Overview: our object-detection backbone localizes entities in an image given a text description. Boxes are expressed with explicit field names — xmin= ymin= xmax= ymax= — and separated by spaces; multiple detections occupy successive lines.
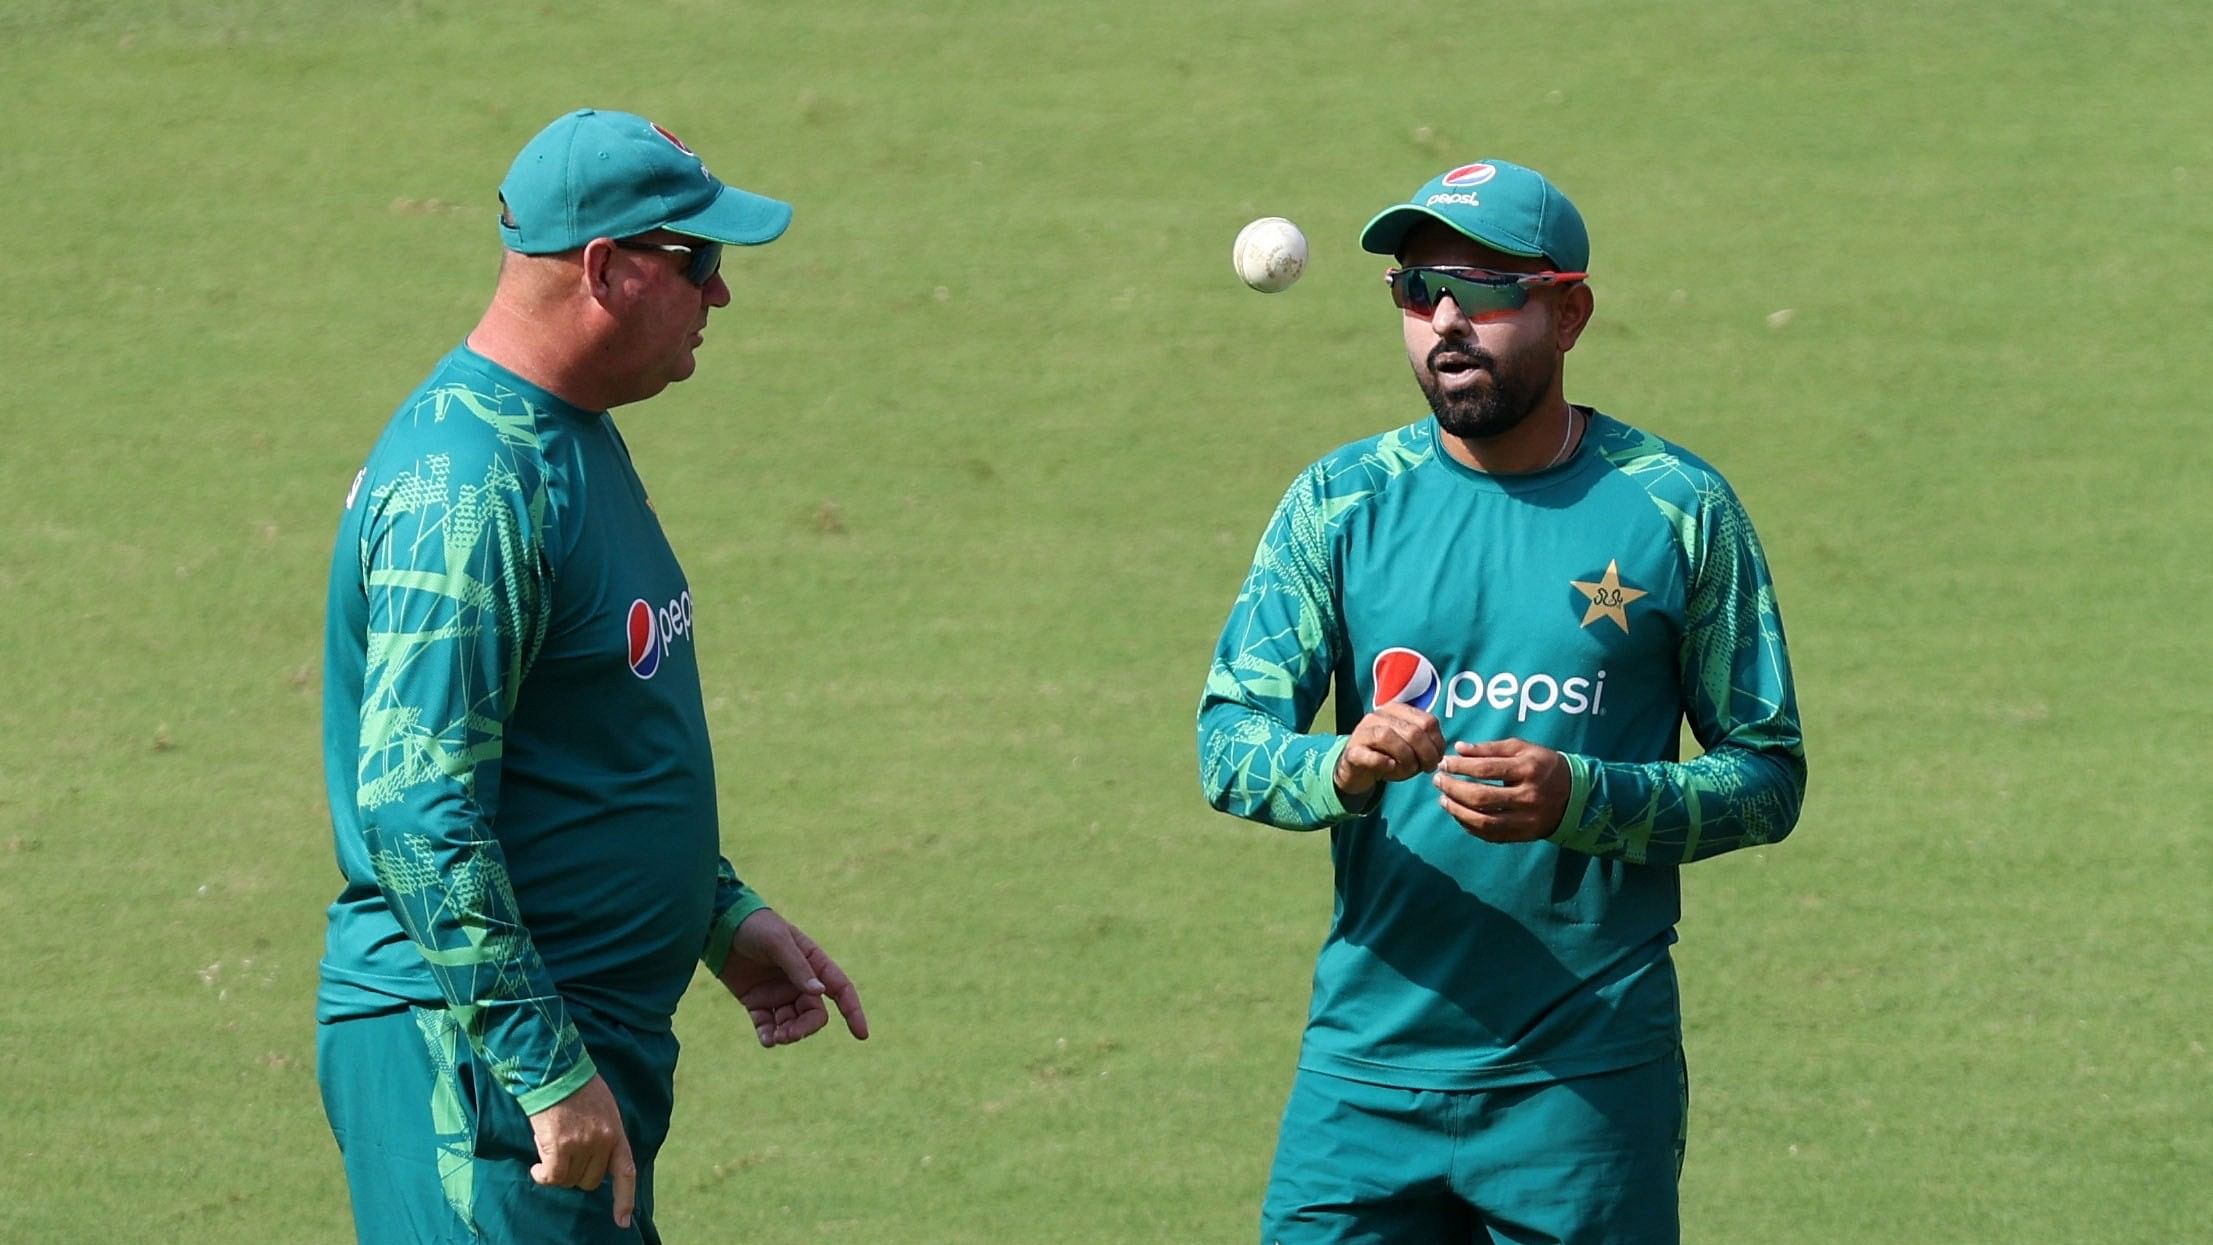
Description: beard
xmin=1416 ymin=339 xmax=1553 ymax=441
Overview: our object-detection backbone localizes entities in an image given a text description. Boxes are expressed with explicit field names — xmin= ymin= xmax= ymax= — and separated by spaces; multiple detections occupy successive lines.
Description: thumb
xmin=765 ymin=926 xmax=825 ymax=995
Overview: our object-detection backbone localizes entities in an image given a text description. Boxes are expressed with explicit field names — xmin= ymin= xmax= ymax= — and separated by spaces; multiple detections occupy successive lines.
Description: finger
xmin=1436 ymin=754 xmax=1521 ymax=782
xmin=1345 ymin=740 xmax=1400 ymax=772
xmin=1381 ymin=717 xmax=1446 ymax=774
xmin=1434 ymin=778 xmax=1522 ymax=818
xmin=577 ymin=1144 xmax=609 ymax=1192
xmin=813 ymin=955 xmax=870 ymax=1039
xmin=739 ymin=979 xmax=802 ymax=1011
xmin=1339 ymin=742 xmax=1402 ymax=786
xmin=1437 ymin=793 xmax=1510 ymax=838
xmin=759 ymin=998 xmax=810 ymax=1047
xmin=1433 ymin=771 xmax=1514 ymax=813
xmin=757 ymin=1002 xmax=788 ymax=1046
xmin=1437 ymin=789 xmax=1491 ymax=826
xmin=1407 ymin=722 xmax=1446 ymax=773
xmin=611 ymin=1134 xmax=637 ymax=1229
xmin=832 ymin=988 xmax=871 ymax=1039
xmin=530 ymin=1139 xmax=571 ymax=1188
xmin=1454 ymin=738 xmax=1529 ymax=758
xmin=1378 ymin=702 xmax=1441 ymax=731
xmin=1359 ymin=724 xmax=1425 ymax=778
xmin=782 ymin=999 xmax=831 ymax=1043
xmin=1437 ymin=794 xmax=1547 ymax=842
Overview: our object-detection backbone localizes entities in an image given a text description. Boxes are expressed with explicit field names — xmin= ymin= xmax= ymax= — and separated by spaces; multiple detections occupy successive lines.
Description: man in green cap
xmin=316 ymin=109 xmax=868 ymax=1243
xmin=1196 ymin=159 xmax=1807 ymax=1242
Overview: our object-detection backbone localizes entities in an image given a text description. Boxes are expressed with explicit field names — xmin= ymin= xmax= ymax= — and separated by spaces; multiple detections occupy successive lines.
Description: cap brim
xmin=1357 ymin=204 xmax=1547 ymax=261
xmin=668 ymin=184 xmax=793 ymax=246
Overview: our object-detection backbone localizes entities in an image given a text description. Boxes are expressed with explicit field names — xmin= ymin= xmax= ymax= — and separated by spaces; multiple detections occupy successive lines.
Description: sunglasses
xmin=614 ymin=237 xmax=723 ymax=286
xmin=1386 ymin=266 xmax=1586 ymax=317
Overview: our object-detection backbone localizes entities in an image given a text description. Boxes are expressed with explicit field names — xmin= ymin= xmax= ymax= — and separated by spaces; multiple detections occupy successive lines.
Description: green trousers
xmin=317 ymin=1006 xmax=677 ymax=1244
xmin=1261 ymin=1050 xmax=1689 ymax=1244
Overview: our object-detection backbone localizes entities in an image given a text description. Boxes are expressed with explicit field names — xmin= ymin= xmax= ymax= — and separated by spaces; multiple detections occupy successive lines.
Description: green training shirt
xmin=1198 ymin=411 xmax=1806 ymax=1090
xmin=318 ymin=345 xmax=767 ymax=1115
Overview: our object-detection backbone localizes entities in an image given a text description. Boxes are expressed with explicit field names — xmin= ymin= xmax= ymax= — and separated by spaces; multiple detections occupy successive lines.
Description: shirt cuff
xmin=1307 ymin=736 xmax=1378 ymax=826
xmin=513 ymin=1052 xmax=600 ymax=1116
xmin=701 ymin=889 xmax=772 ymax=975
xmin=1545 ymin=751 xmax=1597 ymax=849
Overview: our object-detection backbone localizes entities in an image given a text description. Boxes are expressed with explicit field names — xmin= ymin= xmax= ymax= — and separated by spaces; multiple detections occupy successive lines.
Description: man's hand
xmin=1334 ymin=704 xmax=1447 ymax=798
xmin=526 ymin=1073 xmax=636 ymax=1228
xmin=719 ymin=909 xmax=870 ymax=1048
xmin=1432 ymin=738 xmax=1573 ymax=842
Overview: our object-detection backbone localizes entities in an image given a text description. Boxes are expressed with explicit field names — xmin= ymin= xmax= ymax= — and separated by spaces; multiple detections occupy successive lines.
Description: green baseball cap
xmin=496 ymin=108 xmax=792 ymax=254
xmin=1358 ymin=160 xmax=1589 ymax=272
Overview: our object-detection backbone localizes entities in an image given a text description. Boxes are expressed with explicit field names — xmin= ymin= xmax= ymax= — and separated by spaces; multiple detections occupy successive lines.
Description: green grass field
xmin=3 ymin=1 xmax=2208 ymax=1240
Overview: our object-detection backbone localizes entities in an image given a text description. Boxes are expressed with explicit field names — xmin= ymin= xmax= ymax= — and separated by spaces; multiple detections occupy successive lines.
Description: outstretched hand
xmin=719 ymin=909 xmax=870 ymax=1047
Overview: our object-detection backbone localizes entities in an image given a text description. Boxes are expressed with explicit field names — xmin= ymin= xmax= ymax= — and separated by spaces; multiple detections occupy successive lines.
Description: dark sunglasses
xmin=613 ymin=237 xmax=723 ymax=286
xmin=1386 ymin=266 xmax=1586 ymax=317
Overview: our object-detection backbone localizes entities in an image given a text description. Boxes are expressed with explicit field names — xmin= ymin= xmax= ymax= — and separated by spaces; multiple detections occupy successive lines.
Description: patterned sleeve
xmin=1550 ymin=478 xmax=1808 ymax=864
xmin=701 ymin=859 xmax=770 ymax=975
xmin=1196 ymin=465 xmax=1361 ymax=830
xmin=354 ymin=387 xmax=596 ymax=1114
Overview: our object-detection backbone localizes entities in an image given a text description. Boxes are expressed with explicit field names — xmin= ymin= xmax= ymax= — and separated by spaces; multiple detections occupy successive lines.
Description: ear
xmin=1555 ymin=283 xmax=1595 ymax=353
xmin=579 ymin=237 xmax=621 ymax=308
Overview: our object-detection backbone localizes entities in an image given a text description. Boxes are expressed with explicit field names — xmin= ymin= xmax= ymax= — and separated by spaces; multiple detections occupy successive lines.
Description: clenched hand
xmin=526 ymin=1073 xmax=636 ymax=1228
xmin=1334 ymin=704 xmax=1447 ymax=799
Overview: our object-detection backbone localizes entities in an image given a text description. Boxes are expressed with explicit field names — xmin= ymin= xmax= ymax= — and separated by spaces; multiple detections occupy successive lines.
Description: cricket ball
xmin=1232 ymin=217 xmax=1307 ymax=293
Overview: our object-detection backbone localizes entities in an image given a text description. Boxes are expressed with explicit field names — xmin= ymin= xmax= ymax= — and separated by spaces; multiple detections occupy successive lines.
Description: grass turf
xmin=0 ymin=1 xmax=2206 ymax=1239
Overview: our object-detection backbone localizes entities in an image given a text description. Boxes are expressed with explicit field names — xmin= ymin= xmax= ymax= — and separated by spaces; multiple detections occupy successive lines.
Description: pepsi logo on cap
xmin=650 ymin=123 xmax=696 ymax=156
xmin=1442 ymin=163 xmax=1497 ymax=187
xmin=626 ymin=599 xmax=662 ymax=679
xmin=1371 ymin=647 xmax=1440 ymax=713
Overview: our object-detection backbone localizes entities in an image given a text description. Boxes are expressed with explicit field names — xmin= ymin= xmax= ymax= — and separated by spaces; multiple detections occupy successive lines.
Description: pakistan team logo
xmin=1570 ymin=560 xmax=1647 ymax=633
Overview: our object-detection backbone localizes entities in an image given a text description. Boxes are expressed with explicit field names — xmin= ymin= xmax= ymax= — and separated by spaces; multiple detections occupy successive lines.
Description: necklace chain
xmin=1543 ymin=406 xmax=1582 ymax=469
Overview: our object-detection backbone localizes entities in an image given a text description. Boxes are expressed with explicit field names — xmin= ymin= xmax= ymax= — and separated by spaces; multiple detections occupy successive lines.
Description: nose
xmin=1428 ymin=294 xmax=1471 ymax=339
xmin=704 ymin=271 xmax=732 ymax=309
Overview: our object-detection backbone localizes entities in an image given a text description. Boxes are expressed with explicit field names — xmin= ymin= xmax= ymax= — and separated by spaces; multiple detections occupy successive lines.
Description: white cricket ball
xmin=1232 ymin=217 xmax=1307 ymax=293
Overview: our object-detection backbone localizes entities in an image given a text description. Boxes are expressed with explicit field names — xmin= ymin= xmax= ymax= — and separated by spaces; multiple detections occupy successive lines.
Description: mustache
xmin=1427 ymin=343 xmax=1494 ymax=372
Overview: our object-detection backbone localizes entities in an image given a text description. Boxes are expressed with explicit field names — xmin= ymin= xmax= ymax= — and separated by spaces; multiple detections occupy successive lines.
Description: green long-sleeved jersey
xmin=318 ymin=345 xmax=767 ymax=1114
xmin=1198 ymin=411 xmax=1805 ymax=1089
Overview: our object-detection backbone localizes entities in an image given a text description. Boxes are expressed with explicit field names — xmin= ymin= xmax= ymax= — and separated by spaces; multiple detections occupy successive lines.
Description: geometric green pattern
xmin=354 ymin=382 xmax=593 ymax=1115
xmin=1197 ymin=422 xmax=1432 ymax=829
xmin=413 ymin=1006 xmax=479 ymax=1236
xmin=1548 ymin=423 xmax=1807 ymax=864
xmin=1198 ymin=414 xmax=1805 ymax=863
xmin=1194 ymin=409 xmax=1807 ymax=1092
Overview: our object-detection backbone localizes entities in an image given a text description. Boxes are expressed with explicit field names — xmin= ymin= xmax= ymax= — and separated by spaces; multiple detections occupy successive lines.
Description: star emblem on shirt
xmin=1570 ymin=560 xmax=1647 ymax=633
